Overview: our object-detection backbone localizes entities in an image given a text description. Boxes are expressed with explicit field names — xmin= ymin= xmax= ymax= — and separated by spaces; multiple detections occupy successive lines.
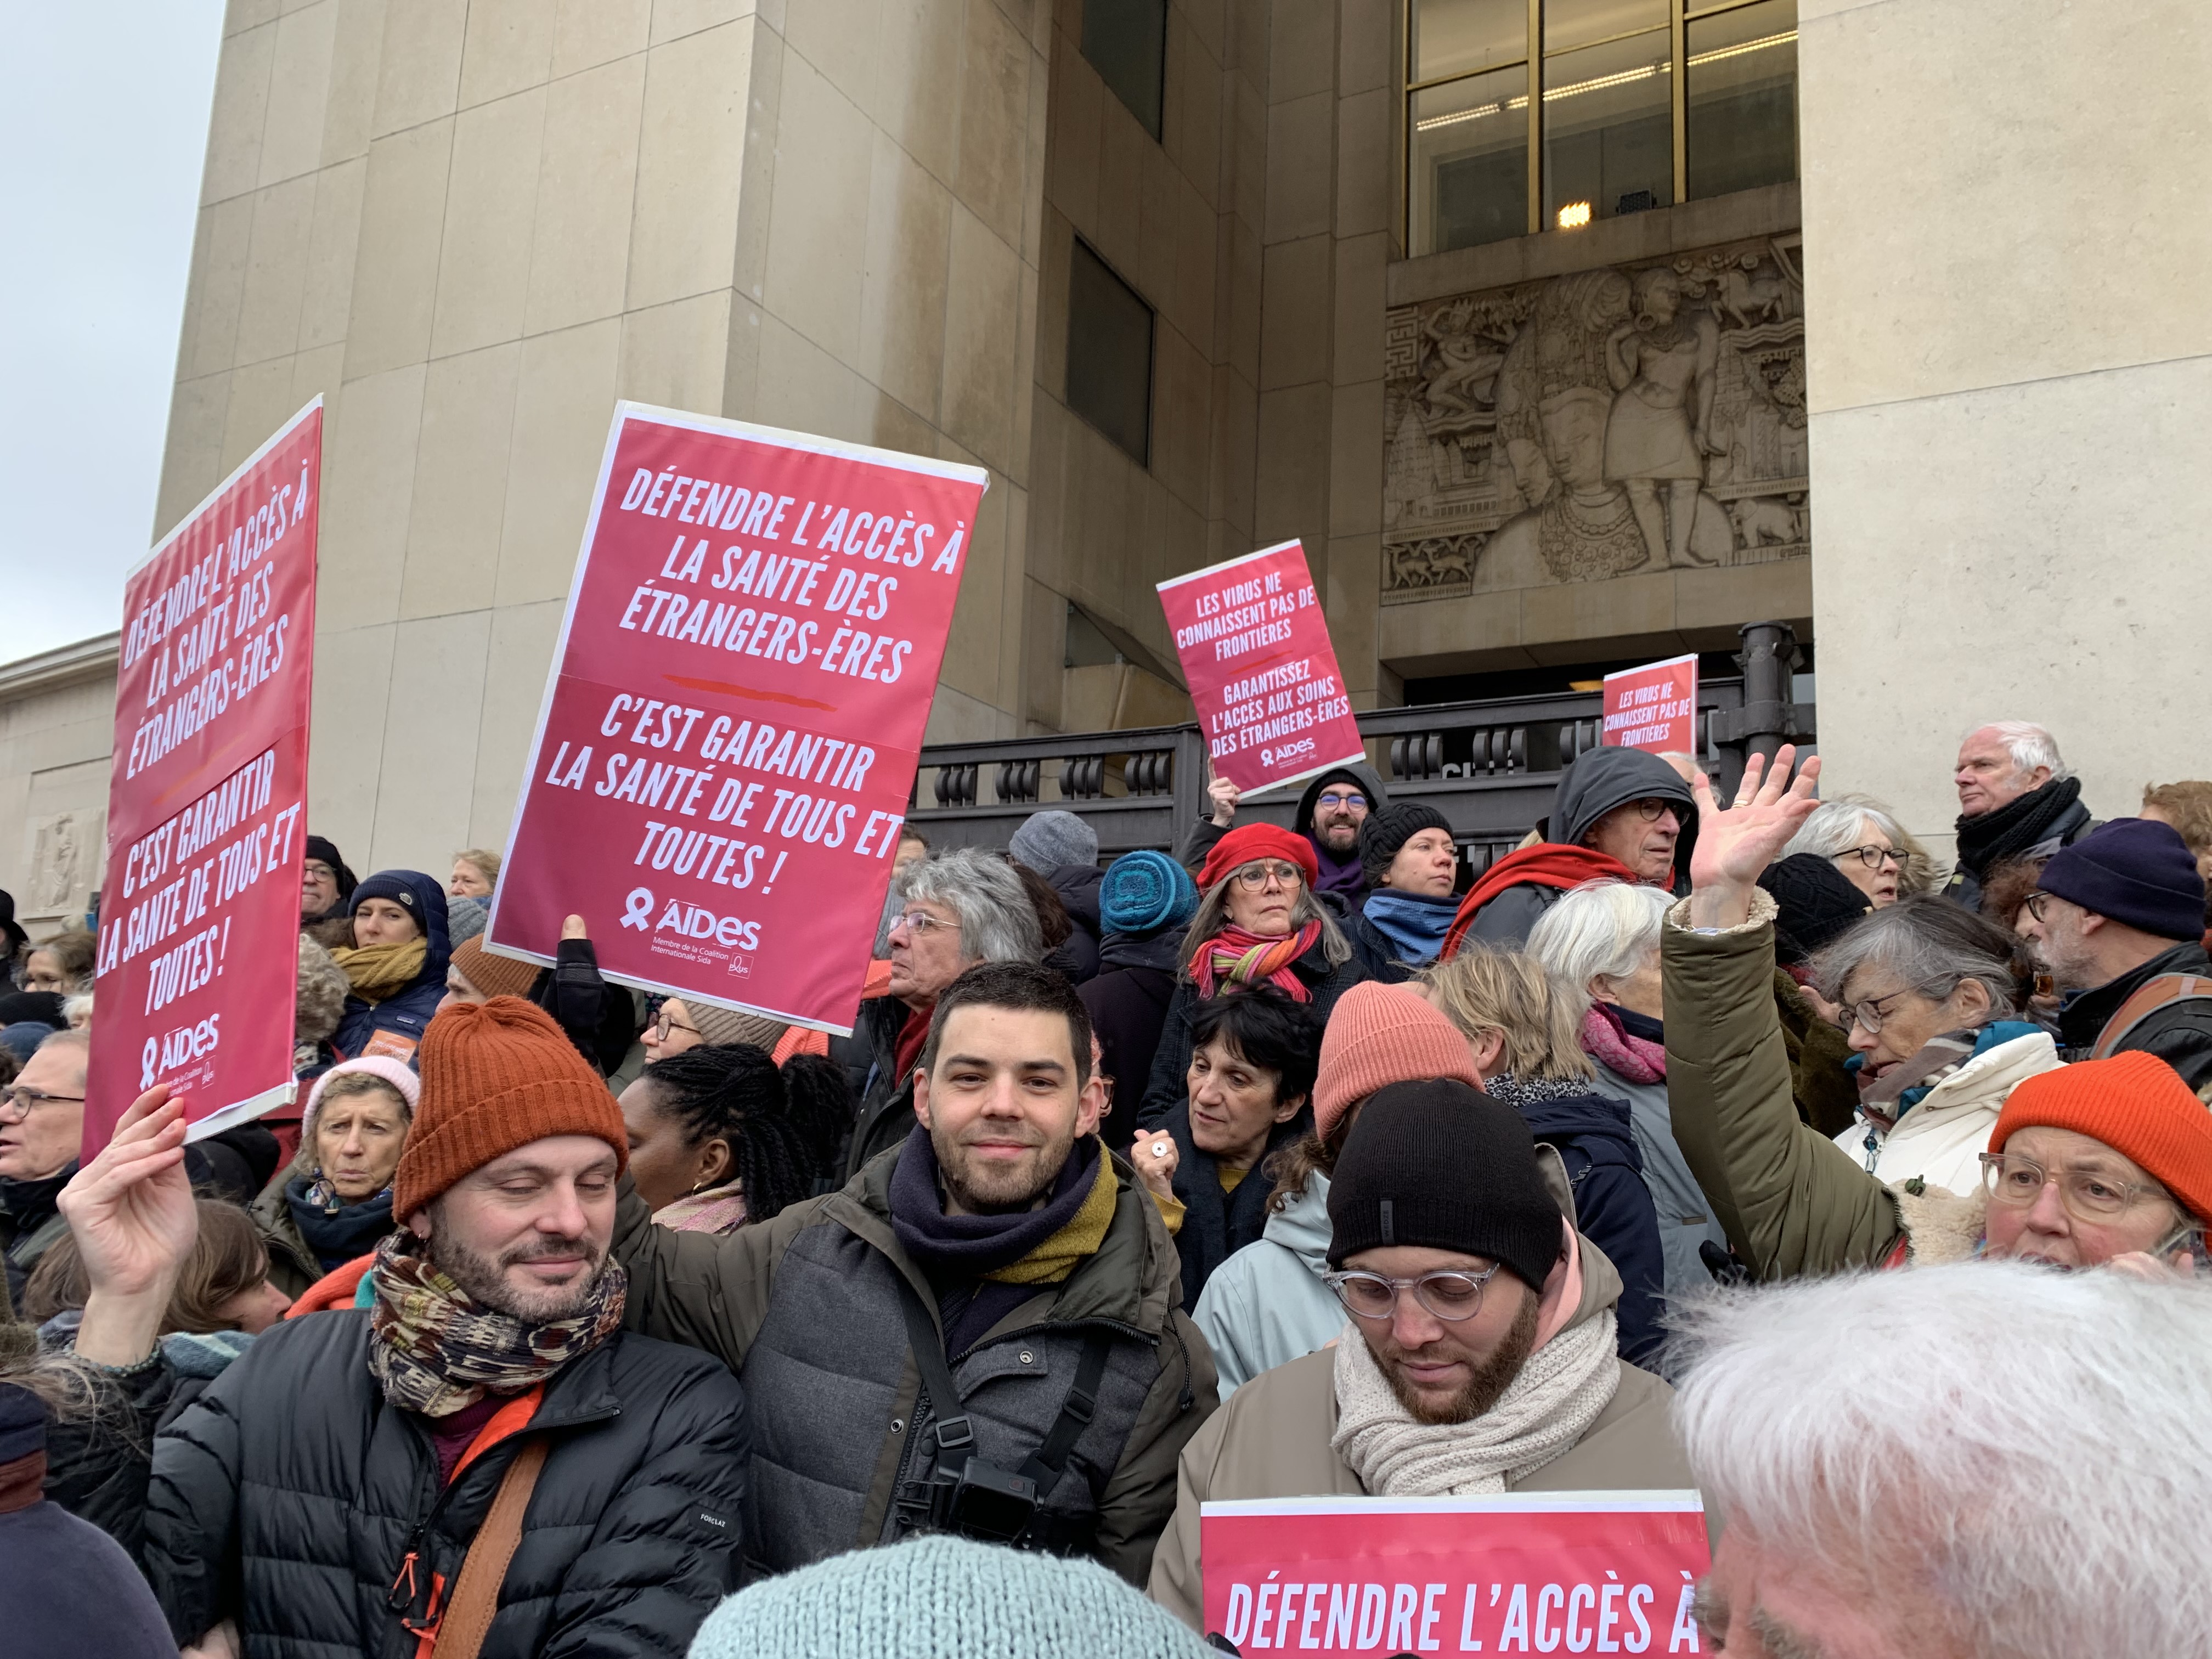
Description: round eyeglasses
xmin=1323 ymin=1265 xmax=1500 ymax=1323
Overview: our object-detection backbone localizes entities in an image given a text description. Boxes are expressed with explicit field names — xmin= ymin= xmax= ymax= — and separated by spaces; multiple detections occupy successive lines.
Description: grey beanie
xmin=1007 ymin=809 xmax=1098 ymax=875
xmin=685 ymin=1534 xmax=1213 ymax=1659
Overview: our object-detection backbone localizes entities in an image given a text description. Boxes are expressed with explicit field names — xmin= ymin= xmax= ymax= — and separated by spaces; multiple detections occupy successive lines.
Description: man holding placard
xmin=1149 ymin=1077 xmax=1694 ymax=1633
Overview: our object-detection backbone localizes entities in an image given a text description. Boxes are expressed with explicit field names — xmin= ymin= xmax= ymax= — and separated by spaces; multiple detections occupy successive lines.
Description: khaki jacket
xmin=1148 ymin=1245 xmax=1695 ymax=1630
xmin=1661 ymin=891 xmax=1913 ymax=1276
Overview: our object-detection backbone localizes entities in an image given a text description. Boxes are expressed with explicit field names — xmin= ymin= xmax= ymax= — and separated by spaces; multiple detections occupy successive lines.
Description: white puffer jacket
xmin=1830 ymin=1026 xmax=2061 ymax=1196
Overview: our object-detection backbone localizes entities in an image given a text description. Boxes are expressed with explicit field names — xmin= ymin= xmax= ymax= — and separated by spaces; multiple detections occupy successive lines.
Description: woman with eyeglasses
xmin=1135 ymin=825 xmax=1368 ymax=1131
xmin=1778 ymin=797 xmax=1928 ymax=907
xmin=1663 ymin=746 xmax=2212 ymax=1280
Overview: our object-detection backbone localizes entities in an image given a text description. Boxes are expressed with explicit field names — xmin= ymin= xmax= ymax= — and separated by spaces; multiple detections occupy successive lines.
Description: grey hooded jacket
xmin=1465 ymin=746 xmax=1697 ymax=946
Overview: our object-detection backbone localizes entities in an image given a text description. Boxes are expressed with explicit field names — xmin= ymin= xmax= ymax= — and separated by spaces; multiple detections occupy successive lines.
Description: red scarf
xmin=1194 ymin=920 xmax=1324 ymax=1001
xmin=894 ymin=1005 xmax=931 ymax=1083
xmin=1441 ymin=844 xmax=1639 ymax=960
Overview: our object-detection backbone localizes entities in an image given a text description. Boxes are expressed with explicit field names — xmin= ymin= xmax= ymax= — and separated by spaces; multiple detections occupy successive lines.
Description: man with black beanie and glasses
xmin=1149 ymin=1078 xmax=1695 ymax=1631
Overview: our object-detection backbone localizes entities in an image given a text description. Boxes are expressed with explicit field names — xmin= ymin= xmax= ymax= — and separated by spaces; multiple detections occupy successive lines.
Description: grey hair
xmin=894 ymin=848 xmax=1043 ymax=966
xmin=1781 ymin=798 xmax=1905 ymax=862
xmin=1523 ymin=879 xmax=1671 ymax=1004
xmin=1965 ymin=720 xmax=2071 ymax=783
xmin=1178 ymin=876 xmax=1352 ymax=975
xmin=1672 ymin=1263 xmax=2212 ymax=1658
xmin=34 ymin=1026 xmax=90 ymax=1058
xmin=1810 ymin=893 xmax=2026 ymax=1014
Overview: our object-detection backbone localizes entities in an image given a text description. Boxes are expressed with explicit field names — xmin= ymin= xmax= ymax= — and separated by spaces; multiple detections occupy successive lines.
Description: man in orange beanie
xmin=54 ymin=997 xmax=749 ymax=1658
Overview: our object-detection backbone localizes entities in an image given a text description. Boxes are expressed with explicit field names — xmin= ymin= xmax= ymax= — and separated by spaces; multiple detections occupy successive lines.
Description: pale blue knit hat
xmin=684 ymin=1534 xmax=1213 ymax=1659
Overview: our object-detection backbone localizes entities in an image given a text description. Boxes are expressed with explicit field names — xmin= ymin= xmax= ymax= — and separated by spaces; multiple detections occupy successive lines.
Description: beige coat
xmin=1148 ymin=1244 xmax=1699 ymax=1630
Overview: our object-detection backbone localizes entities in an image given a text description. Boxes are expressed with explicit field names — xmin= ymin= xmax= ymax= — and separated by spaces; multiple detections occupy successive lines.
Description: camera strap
xmin=894 ymin=1272 xmax=1114 ymax=1500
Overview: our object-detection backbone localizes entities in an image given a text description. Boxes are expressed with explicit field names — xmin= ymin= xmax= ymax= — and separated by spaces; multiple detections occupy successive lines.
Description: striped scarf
xmin=1194 ymin=920 xmax=1323 ymax=1001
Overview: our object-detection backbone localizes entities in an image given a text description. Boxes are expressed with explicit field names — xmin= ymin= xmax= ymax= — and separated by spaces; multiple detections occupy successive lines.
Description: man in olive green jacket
xmin=1663 ymin=746 xmax=2212 ymax=1279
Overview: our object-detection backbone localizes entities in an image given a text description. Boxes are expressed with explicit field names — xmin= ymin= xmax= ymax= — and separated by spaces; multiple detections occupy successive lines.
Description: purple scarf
xmin=1582 ymin=1002 xmax=1665 ymax=1085
xmin=1310 ymin=834 xmax=1367 ymax=898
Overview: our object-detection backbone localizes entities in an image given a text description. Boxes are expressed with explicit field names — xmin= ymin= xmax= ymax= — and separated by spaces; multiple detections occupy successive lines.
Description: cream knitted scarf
xmin=1330 ymin=1310 xmax=1620 ymax=1496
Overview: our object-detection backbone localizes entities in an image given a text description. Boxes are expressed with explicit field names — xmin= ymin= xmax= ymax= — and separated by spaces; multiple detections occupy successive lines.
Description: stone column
xmin=1801 ymin=0 xmax=2212 ymax=853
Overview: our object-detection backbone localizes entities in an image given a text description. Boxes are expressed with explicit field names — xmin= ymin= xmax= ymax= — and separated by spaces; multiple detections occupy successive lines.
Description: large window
xmin=1408 ymin=0 xmax=1797 ymax=256
xmin=1065 ymin=240 xmax=1154 ymax=466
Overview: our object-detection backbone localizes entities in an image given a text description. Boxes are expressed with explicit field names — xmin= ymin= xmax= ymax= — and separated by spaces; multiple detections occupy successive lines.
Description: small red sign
xmin=1158 ymin=540 xmax=1367 ymax=797
xmin=1602 ymin=654 xmax=1699 ymax=755
xmin=1201 ymin=1493 xmax=1712 ymax=1655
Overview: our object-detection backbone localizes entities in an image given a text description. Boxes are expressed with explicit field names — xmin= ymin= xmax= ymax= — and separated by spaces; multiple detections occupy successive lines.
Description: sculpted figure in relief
xmin=1603 ymin=268 xmax=1721 ymax=570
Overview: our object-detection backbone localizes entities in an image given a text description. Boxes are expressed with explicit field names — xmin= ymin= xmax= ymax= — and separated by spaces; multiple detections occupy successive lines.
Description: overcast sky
xmin=2 ymin=1 xmax=223 ymax=667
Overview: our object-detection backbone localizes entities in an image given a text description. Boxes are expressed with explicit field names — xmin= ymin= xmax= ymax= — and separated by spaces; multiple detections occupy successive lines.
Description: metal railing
xmin=907 ymin=621 xmax=1812 ymax=873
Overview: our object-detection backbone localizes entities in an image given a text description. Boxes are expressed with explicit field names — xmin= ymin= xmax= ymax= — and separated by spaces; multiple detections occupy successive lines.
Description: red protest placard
xmin=87 ymin=400 xmax=322 ymax=1151
xmin=1602 ymin=654 xmax=1699 ymax=755
xmin=1201 ymin=1493 xmax=1711 ymax=1655
xmin=488 ymin=403 xmax=986 ymax=1036
xmin=1159 ymin=539 xmax=1365 ymax=797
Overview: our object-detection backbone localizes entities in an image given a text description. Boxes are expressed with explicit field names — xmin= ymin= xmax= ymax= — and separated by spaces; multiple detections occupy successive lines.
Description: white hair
xmin=894 ymin=848 xmax=1043 ymax=965
xmin=1965 ymin=720 xmax=2071 ymax=783
xmin=1522 ymin=879 xmax=1671 ymax=1001
xmin=1672 ymin=1263 xmax=2212 ymax=1659
xmin=1781 ymin=798 xmax=1905 ymax=862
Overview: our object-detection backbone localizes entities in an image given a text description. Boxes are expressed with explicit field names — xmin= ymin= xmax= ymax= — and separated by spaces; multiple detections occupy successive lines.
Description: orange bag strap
xmin=426 ymin=1435 xmax=550 ymax=1659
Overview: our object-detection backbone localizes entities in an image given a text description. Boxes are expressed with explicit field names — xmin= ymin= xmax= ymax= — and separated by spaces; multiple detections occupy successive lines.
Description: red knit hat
xmin=1311 ymin=980 xmax=1482 ymax=1140
xmin=1198 ymin=823 xmax=1319 ymax=893
xmin=393 ymin=996 xmax=626 ymax=1217
xmin=1990 ymin=1050 xmax=2212 ymax=1224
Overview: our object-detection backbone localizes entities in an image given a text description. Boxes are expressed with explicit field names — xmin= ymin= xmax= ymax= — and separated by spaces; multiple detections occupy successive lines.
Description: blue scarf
xmin=1361 ymin=888 xmax=1460 ymax=966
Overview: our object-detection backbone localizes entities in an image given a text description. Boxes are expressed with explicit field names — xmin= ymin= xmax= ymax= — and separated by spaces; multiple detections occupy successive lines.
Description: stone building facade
xmin=5 ymin=0 xmax=2207 ymax=911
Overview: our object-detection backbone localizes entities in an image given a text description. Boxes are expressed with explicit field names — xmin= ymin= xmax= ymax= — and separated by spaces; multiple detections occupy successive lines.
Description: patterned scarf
xmin=1193 ymin=919 xmax=1324 ymax=1000
xmin=652 ymin=1178 xmax=750 ymax=1234
xmin=1581 ymin=1003 xmax=1664 ymax=1085
xmin=332 ymin=939 xmax=427 ymax=1003
xmin=365 ymin=1231 xmax=627 ymax=1417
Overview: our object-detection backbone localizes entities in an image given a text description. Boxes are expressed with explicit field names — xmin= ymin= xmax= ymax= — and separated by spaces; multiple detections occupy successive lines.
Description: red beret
xmin=1198 ymin=823 xmax=1319 ymax=893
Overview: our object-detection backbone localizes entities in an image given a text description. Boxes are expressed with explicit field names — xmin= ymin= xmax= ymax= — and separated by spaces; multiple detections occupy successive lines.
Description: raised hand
xmin=1686 ymin=745 xmax=1823 ymax=928
xmin=59 ymin=1085 xmax=198 ymax=1365
xmin=1206 ymin=772 xmax=1241 ymax=830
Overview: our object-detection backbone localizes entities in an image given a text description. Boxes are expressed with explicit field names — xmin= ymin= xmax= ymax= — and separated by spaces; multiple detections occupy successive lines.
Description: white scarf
xmin=1329 ymin=1310 xmax=1621 ymax=1496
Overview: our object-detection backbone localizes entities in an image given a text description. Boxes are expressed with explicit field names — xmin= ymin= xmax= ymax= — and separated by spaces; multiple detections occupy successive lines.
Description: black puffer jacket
xmin=140 ymin=1310 xmax=749 ymax=1657
xmin=2057 ymin=940 xmax=2212 ymax=1093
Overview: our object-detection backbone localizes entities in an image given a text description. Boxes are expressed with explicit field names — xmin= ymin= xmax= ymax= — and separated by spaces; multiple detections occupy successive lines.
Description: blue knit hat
xmin=2037 ymin=818 xmax=2207 ymax=941
xmin=684 ymin=1534 xmax=1213 ymax=1659
xmin=1099 ymin=849 xmax=1199 ymax=937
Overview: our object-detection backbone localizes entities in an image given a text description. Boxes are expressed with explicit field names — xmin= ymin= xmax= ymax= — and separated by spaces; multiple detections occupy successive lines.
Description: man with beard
xmin=1943 ymin=722 xmax=2093 ymax=911
xmin=1149 ymin=1078 xmax=1692 ymax=1632
xmin=2023 ymin=817 xmax=2212 ymax=1093
xmin=1183 ymin=764 xmax=1390 ymax=902
xmin=610 ymin=960 xmax=1214 ymax=1585
xmin=55 ymin=997 xmax=748 ymax=1657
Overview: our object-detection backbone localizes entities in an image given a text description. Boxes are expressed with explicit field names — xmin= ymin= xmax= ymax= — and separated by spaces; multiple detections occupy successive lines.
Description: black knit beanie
xmin=1357 ymin=803 xmax=1454 ymax=885
xmin=1326 ymin=1079 xmax=1563 ymax=1290
xmin=1756 ymin=852 xmax=1872 ymax=966
xmin=2037 ymin=818 xmax=2207 ymax=941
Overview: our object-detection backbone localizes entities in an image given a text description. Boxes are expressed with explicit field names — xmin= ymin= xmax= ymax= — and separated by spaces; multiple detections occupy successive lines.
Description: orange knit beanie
xmin=393 ymin=995 xmax=626 ymax=1217
xmin=450 ymin=935 xmax=540 ymax=1003
xmin=1990 ymin=1050 xmax=2212 ymax=1224
xmin=1312 ymin=980 xmax=1482 ymax=1141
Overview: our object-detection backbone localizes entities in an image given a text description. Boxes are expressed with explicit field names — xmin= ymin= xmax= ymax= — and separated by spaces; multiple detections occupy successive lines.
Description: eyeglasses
xmin=1979 ymin=1151 xmax=2173 ymax=1223
xmin=303 ymin=862 xmax=337 ymax=882
xmin=1829 ymin=986 xmax=1916 ymax=1035
xmin=0 ymin=1086 xmax=87 ymax=1123
xmin=1832 ymin=844 xmax=1903 ymax=871
xmin=2024 ymin=892 xmax=2061 ymax=924
xmin=1316 ymin=791 xmax=1368 ymax=812
xmin=1232 ymin=861 xmax=1306 ymax=891
xmin=893 ymin=909 xmax=957 ymax=936
xmin=650 ymin=1011 xmax=700 ymax=1042
xmin=1323 ymin=1265 xmax=1500 ymax=1323
xmin=1627 ymin=798 xmax=1678 ymax=822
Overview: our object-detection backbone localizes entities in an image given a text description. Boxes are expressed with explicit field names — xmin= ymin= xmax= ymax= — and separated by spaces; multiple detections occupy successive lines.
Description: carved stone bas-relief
xmin=1383 ymin=233 xmax=1809 ymax=603
xmin=23 ymin=809 xmax=105 ymax=921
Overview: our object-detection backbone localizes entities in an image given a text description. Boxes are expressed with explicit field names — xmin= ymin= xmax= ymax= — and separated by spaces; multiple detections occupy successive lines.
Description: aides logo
xmin=141 ymin=1014 xmax=221 ymax=1088
xmin=620 ymin=886 xmax=761 ymax=950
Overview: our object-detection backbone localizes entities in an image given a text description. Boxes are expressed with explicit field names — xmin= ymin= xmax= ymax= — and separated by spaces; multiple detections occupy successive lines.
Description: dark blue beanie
xmin=1099 ymin=850 xmax=1199 ymax=937
xmin=2036 ymin=818 xmax=2207 ymax=940
xmin=0 ymin=1382 xmax=45 ymax=1464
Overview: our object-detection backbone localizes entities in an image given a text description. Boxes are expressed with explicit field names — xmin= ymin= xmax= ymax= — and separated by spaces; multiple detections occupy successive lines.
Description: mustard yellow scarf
xmin=983 ymin=1160 xmax=1120 ymax=1285
xmin=332 ymin=938 xmax=426 ymax=1002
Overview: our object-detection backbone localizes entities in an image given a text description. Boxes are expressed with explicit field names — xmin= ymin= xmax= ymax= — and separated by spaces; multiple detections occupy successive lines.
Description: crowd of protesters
xmin=2 ymin=716 xmax=2209 ymax=1657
